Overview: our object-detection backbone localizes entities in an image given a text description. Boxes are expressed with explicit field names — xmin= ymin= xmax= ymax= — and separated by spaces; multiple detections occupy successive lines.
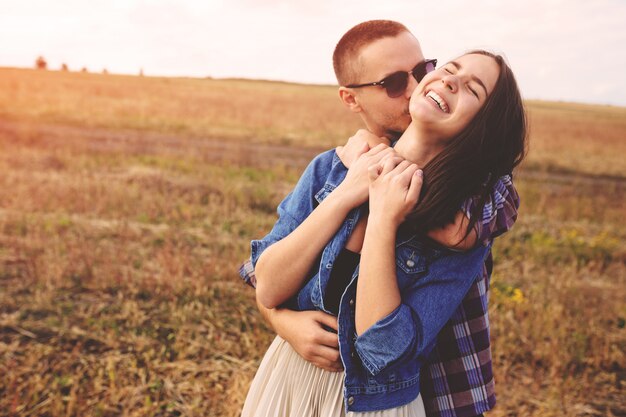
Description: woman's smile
xmin=408 ymin=53 xmax=500 ymax=140
xmin=425 ymin=90 xmax=450 ymax=113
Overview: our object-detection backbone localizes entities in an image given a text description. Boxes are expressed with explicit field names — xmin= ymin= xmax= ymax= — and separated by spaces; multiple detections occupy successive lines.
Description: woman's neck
xmin=393 ymin=123 xmax=445 ymax=167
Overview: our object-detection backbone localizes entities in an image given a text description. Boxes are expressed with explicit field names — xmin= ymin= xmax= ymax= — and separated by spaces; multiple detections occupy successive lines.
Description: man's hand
xmin=336 ymin=129 xmax=390 ymax=168
xmin=266 ymin=307 xmax=343 ymax=372
xmin=336 ymin=144 xmax=397 ymax=209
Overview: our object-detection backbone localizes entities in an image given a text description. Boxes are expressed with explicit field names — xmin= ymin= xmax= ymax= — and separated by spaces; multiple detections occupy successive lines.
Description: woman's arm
xmin=256 ymin=190 xmax=355 ymax=308
xmin=256 ymin=144 xmax=396 ymax=309
xmin=353 ymin=159 xmax=491 ymax=375
xmin=355 ymin=159 xmax=423 ymax=334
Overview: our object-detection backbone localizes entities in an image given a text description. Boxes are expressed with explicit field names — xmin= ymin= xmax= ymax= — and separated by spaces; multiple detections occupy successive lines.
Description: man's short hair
xmin=333 ymin=20 xmax=410 ymax=86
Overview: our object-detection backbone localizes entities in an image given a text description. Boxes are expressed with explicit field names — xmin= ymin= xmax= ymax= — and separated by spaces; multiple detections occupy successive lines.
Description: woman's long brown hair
xmin=405 ymin=50 xmax=528 ymax=238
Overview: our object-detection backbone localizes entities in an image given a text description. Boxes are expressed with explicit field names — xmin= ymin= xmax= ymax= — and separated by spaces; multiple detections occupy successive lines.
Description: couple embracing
xmin=238 ymin=20 xmax=526 ymax=417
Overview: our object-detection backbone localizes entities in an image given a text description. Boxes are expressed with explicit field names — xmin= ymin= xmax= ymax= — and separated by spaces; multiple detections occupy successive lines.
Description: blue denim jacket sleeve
xmin=250 ymin=149 xmax=339 ymax=268
xmin=354 ymin=243 xmax=490 ymax=375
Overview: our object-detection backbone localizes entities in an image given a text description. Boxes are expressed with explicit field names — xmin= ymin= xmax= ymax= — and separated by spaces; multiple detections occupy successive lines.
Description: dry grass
xmin=0 ymin=68 xmax=624 ymax=416
xmin=523 ymin=101 xmax=626 ymax=178
xmin=0 ymin=68 xmax=360 ymax=147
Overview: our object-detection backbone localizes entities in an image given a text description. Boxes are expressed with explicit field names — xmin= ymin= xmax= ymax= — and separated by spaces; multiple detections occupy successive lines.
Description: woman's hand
xmin=336 ymin=129 xmax=390 ymax=168
xmin=335 ymin=144 xmax=398 ymax=209
xmin=367 ymin=158 xmax=423 ymax=228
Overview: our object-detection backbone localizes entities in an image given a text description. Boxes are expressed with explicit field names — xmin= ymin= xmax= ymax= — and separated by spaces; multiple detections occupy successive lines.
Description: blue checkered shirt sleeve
xmin=239 ymin=258 xmax=257 ymax=289
xmin=420 ymin=175 xmax=519 ymax=417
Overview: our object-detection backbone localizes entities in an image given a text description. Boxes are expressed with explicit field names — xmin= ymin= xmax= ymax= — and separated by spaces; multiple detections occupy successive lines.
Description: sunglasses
xmin=346 ymin=59 xmax=438 ymax=98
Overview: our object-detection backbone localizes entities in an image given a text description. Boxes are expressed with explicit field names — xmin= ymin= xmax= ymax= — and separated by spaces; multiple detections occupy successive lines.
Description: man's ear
xmin=338 ymin=87 xmax=362 ymax=113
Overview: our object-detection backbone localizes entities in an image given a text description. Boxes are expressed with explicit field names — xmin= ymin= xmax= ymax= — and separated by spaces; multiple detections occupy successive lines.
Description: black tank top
xmin=324 ymin=248 xmax=360 ymax=315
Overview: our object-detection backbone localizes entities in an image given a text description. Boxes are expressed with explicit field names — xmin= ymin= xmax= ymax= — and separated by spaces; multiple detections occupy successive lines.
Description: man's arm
xmin=256 ymin=296 xmax=343 ymax=372
xmin=240 ymin=258 xmax=343 ymax=372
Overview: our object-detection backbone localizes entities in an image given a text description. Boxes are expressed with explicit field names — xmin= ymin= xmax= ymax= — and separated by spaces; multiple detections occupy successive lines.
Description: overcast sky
xmin=1 ymin=0 xmax=625 ymax=106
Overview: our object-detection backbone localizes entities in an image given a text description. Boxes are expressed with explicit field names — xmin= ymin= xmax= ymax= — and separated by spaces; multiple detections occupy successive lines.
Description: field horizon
xmin=0 ymin=67 xmax=624 ymax=416
xmin=2 ymin=65 xmax=625 ymax=110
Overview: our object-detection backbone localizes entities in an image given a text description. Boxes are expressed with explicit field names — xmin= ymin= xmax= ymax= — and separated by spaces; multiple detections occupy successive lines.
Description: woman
xmin=243 ymin=51 xmax=527 ymax=416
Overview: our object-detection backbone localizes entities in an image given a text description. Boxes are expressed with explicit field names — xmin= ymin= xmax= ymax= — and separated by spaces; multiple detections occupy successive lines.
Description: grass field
xmin=0 ymin=68 xmax=624 ymax=417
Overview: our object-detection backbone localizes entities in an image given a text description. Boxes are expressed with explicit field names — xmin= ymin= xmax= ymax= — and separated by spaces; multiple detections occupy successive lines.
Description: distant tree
xmin=35 ymin=56 xmax=47 ymax=70
xmin=139 ymin=68 xmax=144 ymax=77
xmin=81 ymin=67 xmax=88 ymax=73
xmin=61 ymin=63 xmax=69 ymax=71
xmin=102 ymin=68 xmax=109 ymax=75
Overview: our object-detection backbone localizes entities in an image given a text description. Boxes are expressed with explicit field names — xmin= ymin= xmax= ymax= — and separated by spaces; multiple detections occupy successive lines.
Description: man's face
xmin=350 ymin=32 xmax=425 ymax=139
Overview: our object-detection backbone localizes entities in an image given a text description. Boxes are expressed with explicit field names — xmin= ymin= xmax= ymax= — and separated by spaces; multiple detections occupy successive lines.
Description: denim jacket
xmin=251 ymin=149 xmax=491 ymax=413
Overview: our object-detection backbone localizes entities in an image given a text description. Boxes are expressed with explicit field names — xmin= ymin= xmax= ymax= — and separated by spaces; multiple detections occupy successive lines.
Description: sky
xmin=1 ymin=0 xmax=625 ymax=106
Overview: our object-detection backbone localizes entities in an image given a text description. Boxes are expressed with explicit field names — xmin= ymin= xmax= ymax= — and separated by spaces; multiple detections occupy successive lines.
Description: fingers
xmin=406 ymin=169 xmax=423 ymax=204
xmin=356 ymin=141 xmax=370 ymax=158
xmin=389 ymin=160 xmax=413 ymax=177
xmin=368 ymin=164 xmax=380 ymax=181
xmin=316 ymin=331 xmax=340 ymax=349
xmin=380 ymin=156 xmax=399 ymax=176
xmin=314 ymin=311 xmax=338 ymax=332
xmin=367 ymin=143 xmax=391 ymax=156
xmin=379 ymin=154 xmax=404 ymax=166
xmin=352 ymin=129 xmax=389 ymax=149
xmin=311 ymin=357 xmax=343 ymax=372
xmin=368 ymin=155 xmax=405 ymax=183
xmin=311 ymin=346 xmax=343 ymax=371
xmin=378 ymin=160 xmax=421 ymax=186
xmin=312 ymin=311 xmax=339 ymax=348
xmin=395 ymin=162 xmax=419 ymax=184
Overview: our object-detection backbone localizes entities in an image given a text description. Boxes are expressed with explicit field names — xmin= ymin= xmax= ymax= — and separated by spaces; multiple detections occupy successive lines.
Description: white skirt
xmin=241 ymin=336 xmax=426 ymax=417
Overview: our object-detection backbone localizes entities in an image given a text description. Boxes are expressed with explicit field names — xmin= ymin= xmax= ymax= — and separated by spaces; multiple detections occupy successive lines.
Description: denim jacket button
xmin=406 ymin=259 xmax=415 ymax=267
xmin=348 ymin=396 xmax=355 ymax=406
xmin=349 ymin=298 xmax=355 ymax=307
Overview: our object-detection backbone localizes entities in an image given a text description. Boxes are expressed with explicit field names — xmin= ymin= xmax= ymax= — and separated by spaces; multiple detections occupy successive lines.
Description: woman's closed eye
xmin=468 ymin=84 xmax=479 ymax=99
xmin=443 ymin=65 xmax=479 ymax=98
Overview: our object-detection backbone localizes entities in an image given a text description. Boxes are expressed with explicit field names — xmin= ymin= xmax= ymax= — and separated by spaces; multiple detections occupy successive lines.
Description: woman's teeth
xmin=426 ymin=91 xmax=449 ymax=113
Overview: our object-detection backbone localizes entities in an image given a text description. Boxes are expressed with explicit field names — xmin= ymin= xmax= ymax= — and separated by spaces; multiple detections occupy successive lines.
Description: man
xmin=240 ymin=20 xmax=518 ymax=417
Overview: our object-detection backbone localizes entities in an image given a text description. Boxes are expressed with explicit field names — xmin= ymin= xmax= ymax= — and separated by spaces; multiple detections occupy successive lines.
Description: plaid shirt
xmin=239 ymin=175 xmax=519 ymax=417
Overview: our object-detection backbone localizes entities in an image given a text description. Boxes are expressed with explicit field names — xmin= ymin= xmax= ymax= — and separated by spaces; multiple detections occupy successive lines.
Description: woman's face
xmin=408 ymin=53 xmax=500 ymax=141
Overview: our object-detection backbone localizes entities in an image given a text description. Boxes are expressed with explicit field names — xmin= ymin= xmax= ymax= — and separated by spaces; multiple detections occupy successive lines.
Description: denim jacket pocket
xmin=395 ymin=243 xmax=427 ymax=275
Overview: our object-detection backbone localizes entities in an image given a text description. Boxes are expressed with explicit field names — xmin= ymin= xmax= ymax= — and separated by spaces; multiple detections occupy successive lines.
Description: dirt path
xmin=0 ymin=117 xmax=325 ymax=170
